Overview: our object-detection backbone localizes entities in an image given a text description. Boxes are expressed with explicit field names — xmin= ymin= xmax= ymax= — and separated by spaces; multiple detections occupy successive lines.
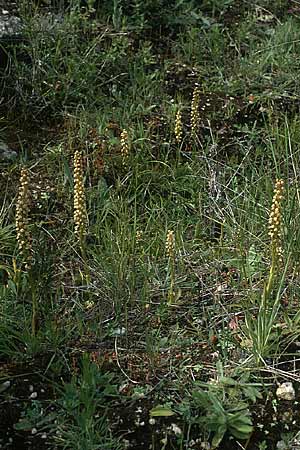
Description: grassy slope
xmin=1 ymin=0 xmax=300 ymax=449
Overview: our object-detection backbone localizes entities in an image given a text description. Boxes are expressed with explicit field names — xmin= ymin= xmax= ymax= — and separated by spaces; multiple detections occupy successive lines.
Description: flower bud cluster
xmin=190 ymin=86 xmax=201 ymax=134
xmin=175 ymin=110 xmax=183 ymax=143
xmin=16 ymin=168 xmax=32 ymax=268
xmin=136 ymin=230 xmax=143 ymax=242
xmin=120 ymin=129 xmax=129 ymax=164
xmin=268 ymin=178 xmax=284 ymax=261
xmin=166 ymin=230 xmax=175 ymax=258
xmin=73 ymin=150 xmax=87 ymax=239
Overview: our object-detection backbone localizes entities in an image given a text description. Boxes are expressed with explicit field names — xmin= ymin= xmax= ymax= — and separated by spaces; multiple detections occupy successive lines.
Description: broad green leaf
xmin=14 ymin=419 xmax=32 ymax=431
xmin=242 ymin=386 xmax=262 ymax=402
xmin=219 ymin=376 xmax=237 ymax=386
xmin=211 ymin=424 xmax=226 ymax=448
xmin=150 ymin=405 xmax=175 ymax=417
xmin=231 ymin=425 xmax=253 ymax=440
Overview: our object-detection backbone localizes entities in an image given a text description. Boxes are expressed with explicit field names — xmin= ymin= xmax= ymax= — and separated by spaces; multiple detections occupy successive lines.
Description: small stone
xmin=200 ymin=443 xmax=211 ymax=450
xmin=282 ymin=410 xmax=293 ymax=422
xmin=29 ymin=385 xmax=34 ymax=392
xmin=29 ymin=392 xmax=38 ymax=399
xmin=31 ymin=428 xmax=37 ymax=435
xmin=276 ymin=382 xmax=295 ymax=401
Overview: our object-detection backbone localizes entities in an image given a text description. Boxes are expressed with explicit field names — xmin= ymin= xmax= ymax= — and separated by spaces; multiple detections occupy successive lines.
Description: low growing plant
xmin=178 ymin=363 xmax=262 ymax=448
xmin=244 ymin=179 xmax=289 ymax=364
xmin=55 ymin=354 xmax=121 ymax=450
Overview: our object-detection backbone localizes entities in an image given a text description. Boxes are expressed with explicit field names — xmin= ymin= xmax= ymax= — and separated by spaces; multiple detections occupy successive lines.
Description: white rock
xmin=171 ymin=423 xmax=182 ymax=435
xmin=111 ymin=327 xmax=126 ymax=336
xmin=276 ymin=382 xmax=295 ymax=401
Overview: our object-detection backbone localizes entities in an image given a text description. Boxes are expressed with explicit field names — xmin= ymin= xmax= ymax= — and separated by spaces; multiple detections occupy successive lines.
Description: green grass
xmin=2 ymin=0 xmax=300 ymax=449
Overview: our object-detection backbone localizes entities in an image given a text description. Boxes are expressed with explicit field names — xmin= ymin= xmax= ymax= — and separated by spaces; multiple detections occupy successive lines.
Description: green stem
xmin=264 ymin=246 xmax=277 ymax=303
xmin=168 ymin=255 xmax=175 ymax=305
xmin=30 ymin=274 xmax=37 ymax=336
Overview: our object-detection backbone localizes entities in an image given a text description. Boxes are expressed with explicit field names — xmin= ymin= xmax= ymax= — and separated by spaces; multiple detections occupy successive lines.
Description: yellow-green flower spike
xmin=73 ymin=150 xmax=88 ymax=241
xmin=16 ymin=168 xmax=32 ymax=269
xmin=268 ymin=179 xmax=284 ymax=262
xmin=166 ymin=229 xmax=175 ymax=258
xmin=120 ymin=129 xmax=129 ymax=165
xmin=190 ymin=86 xmax=200 ymax=135
xmin=175 ymin=110 xmax=183 ymax=144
